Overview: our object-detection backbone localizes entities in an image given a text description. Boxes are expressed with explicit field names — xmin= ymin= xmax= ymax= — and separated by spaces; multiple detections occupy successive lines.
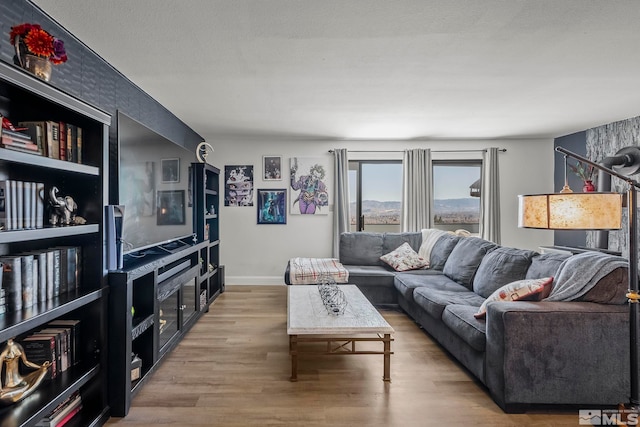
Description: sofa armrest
xmin=485 ymin=301 xmax=629 ymax=412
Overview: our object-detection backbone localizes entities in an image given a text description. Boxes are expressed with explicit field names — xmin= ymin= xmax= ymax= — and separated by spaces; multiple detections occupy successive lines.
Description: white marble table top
xmin=287 ymin=285 xmax=394 ymax=335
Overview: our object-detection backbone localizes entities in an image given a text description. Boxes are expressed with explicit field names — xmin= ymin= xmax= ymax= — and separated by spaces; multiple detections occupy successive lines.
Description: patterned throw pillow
xmin=380 ymin=242 xmax=429 ymax=272
xmin=473 ymin=277 xmax=554 ymax=319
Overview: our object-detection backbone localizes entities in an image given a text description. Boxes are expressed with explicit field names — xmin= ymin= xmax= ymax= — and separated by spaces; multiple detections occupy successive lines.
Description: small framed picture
xmin=161 ymin=158 xmax=180 ymax=183
xmin=157 ymin=190 xmax=185 ymax=225
xmin=257 ymin=189 xmax=287 ymax=224
xmin=263 ymin=155 xmax=282 ymax=181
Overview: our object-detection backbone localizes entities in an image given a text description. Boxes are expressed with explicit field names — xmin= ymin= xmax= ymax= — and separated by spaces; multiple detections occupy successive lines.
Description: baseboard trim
xmin=226 ymin=276 xmax=286 ymax=285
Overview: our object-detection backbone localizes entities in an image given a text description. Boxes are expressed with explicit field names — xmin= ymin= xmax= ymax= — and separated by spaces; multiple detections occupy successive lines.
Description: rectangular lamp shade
xmin=518 ymin=192 xmax=623 ymax=230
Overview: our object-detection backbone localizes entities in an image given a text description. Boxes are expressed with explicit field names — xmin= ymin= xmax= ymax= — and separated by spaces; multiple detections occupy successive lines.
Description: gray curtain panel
xmin=480 ymin=147 xmax=501 ymax=244
xmin=333 ymin=148 xmax=350 ymax=257
xmin=402 ymin=148 xmax=432 ymax=232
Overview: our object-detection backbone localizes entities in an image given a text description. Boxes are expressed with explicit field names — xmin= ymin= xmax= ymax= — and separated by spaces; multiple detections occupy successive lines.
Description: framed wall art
xmin=161 ymin=158 xmax=180 ymax=183
xmin=224 ymin=165 xmax=254 ymax=206
xmin=263 ymin=155 xmax=282 ymax=181
xmin=289 ymin=156 xmax=330 ymax=215
xmin=257 ymin=188 xmax=287 ymax=224
xmin=157 ymin=190 xmax=185 ymax=225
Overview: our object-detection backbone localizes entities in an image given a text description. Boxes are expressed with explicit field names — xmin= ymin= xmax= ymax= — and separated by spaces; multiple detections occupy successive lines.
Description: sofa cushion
xmin=443 ymin=237 xmax=497 ymax=289
xmin=394 ymin=272 xmax=457 ymax=302
xmin=474 ymin=277 xmax=554 ymax=319
xmin=525 ymin=252 xmax=570 ymax=280
xmin=429 ymin=234 xmax=461 ymax=270
xmin=576 ymin=266 xmax=628 ymax=305
xmin=413 ymin=286 xmax=485 ymax=320
xmin=380 ymin=242 xmax=429 ymax=272
xmin=473 ymin=247 xmax=538 ymax=298
xmin=344 ymin=265 xmax=396 ymax=287
xmin=382 ymin=232 xmax=422 ymax=255
xmin=339 ymin=232 xmax=384 ymax=266
xmin=442 ymin=305 xmax=487 ymax=352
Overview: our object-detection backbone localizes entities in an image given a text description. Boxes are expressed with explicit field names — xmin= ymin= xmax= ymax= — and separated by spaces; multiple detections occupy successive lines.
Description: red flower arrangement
xmin=9 ymin=23 xmax=67 ymax=64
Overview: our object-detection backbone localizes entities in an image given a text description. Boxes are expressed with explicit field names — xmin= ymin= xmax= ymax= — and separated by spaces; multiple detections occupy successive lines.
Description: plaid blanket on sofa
xmin=289 ymin=257 xmax=349 ymax=285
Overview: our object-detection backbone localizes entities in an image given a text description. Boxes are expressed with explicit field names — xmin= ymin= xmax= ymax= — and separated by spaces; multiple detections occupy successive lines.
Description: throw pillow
xmin=473 ymin=277 xmax=554 ymax=319
xmin=380 ymin=242 xmax=429 ymax=272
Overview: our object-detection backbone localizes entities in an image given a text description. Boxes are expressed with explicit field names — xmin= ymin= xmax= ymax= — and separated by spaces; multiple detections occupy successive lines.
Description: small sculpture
xmin=0 ymin=338 xmax=50 ymax=405
xmin=48 ymin=186 xmax=77 ymax=226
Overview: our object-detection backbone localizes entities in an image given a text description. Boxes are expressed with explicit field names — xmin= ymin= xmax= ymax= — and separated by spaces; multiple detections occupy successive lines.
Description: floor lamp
xmin=518 ymin=145 xmax=640 ymax=411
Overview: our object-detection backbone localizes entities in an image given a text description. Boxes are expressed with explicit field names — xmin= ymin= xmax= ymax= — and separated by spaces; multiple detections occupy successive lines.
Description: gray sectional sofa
xmin=327 ymin=231 xmax=630 ymax=412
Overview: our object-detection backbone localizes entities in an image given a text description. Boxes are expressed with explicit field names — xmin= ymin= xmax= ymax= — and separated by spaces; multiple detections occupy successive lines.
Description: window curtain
xmin=401 ymin=148 xmax=432 ymax=232
xmin=480 ymin=147 xmax=501 ymax=244
xmin=333 ymin=148 xmax=350 ymax=258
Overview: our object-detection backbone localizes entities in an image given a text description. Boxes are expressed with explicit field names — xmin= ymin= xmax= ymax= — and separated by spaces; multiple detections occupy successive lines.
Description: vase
xmin=14 ymin=36 xmax=52 ymax=82
xmin=583 ymin=180 xmax=596 ymax=192
xmin=22 ymin=55 xmax=52 ymax=82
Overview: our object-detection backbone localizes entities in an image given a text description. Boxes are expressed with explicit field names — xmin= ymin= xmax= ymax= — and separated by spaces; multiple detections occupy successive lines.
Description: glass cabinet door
xmin=159 ymin=291 xmax=179 ymax=350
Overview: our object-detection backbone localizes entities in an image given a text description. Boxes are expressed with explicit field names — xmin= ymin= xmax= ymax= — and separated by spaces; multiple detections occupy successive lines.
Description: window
xmin=432 ymin=160 xmax=482 ymax=234
xmin=349 ymin=161 xmax=402 ymax=232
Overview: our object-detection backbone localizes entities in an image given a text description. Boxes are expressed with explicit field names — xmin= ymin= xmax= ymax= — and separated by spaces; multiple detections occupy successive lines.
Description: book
xmin=38 ymin=328 xmax=69 ymax=372
xmin=51 ymin=249 xmax=61 ymax=297
xmin=0 ymin=256 xmax=22 ymax=311
xmin=1 ymin=128 xmax=33 ymax=141
xmin=0 ymin=142 xmax=43 ymax=155
xmin=36 ymin=393 xmax=82 ymax=427
xmin=21 ymin=254 xmax=34 ymax=308
xmin=21 ymin=121 xmax=44 ymax=155
xmin=18 ymin=121 xmax=52 ymax=157
xmin=56 ymin=246 xmax=78 ymax=292
xmin=50 ymin=121 xmax=60 ymax=160
xmin=58 ymin=122 xmax=66 ymax=161
xmin=1 ymin=136 xmax=39 ymax=149
xmin=67 ymin=124 xmax=77 ymax=163
xmin=27 ymin=250 xmax=47 ymax=302
xmin=31 ymin=331 xmax=63 ymax=374
xmin=54 ymin=404 xmax=82 ymax=427
xmin=36 ymin=182 xmax=45 ymax=228
xmin=21 ymin=334 xmax=57 ymax=380
xmin=23 ymin=182 xmax=32 ymax=229
xmin=15 ymin=180 xmax=23 ymax=230
xmin=76 ymin=127 xmax=82 ymax=164
xmin=9 ymin=180 xmax=17 ymax=230
xmin=0 ymin=180 xmax=12 ymax=231
xmin=45 ymin=249 xmax=54 ymax=300
xmin=47 ymin=319 xmax=80 ymax=365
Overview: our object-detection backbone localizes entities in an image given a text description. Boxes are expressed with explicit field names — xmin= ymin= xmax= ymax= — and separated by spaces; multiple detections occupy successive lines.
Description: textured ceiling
xmin=30 ymin=0 xmax=640 ymax=141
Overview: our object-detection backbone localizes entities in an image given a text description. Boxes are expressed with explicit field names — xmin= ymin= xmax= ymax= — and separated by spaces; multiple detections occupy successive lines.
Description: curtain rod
xmin=327 ymin=148 xmax=506 ymax=153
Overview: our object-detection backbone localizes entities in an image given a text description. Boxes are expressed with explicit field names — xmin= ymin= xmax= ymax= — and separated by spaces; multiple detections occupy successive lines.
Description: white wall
xmin=205 ymin=137 xmax=556 ymax=284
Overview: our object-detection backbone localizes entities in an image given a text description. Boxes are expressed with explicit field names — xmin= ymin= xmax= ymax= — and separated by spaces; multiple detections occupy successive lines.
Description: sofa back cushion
xmin=443 ymin=237 xmax=497 ymax=289
xmin=382 ymin=232 xmax=422 ymax=255
xmin=339 ymin=232 xmax=384 ymax=266
xmin=525 ymin=252 xmax=571 ymax=280
xmin=429 ymin=234 xmax=461 ymax=270
xmin=473 ymin=247 xmax=538 ymax=298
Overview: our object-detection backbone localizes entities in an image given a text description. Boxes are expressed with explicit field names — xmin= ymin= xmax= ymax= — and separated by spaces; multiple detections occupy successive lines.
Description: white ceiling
xmin=30 ymin=0 xmax=640 ymax=141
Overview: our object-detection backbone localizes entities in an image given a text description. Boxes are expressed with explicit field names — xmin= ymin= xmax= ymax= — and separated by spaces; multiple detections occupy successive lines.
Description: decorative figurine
xmin=48 ymin=186 xmax=78 ymax=226
xmin=0 ymin=338 xmax=50 ymax=405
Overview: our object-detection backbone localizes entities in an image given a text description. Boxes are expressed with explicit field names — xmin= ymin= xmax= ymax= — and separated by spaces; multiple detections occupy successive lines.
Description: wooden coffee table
xmin=287 ymin=284 xmax=394 ymax=381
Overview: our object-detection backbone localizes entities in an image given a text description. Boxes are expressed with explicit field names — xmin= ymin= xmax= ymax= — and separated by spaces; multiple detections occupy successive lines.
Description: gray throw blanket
xmin=545 ymin=251 xmax=628 ymax=301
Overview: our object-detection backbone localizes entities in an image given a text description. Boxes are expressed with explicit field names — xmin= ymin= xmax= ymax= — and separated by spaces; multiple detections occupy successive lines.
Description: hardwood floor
xmin=106 ymin=285 xmax=578 ymax=426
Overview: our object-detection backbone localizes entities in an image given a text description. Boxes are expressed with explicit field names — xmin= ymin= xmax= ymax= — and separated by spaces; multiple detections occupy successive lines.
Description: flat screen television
xmin=117 ymin=112 xmax=195 ymax=256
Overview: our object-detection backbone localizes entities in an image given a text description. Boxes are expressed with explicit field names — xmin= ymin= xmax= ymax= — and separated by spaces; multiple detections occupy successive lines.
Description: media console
xmin=107 ymin=241 xmax=208 ymax=417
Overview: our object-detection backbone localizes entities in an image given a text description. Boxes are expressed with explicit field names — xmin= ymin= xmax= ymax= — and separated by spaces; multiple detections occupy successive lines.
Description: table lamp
xmin=518 ymin=145 xmax=640 ymax=412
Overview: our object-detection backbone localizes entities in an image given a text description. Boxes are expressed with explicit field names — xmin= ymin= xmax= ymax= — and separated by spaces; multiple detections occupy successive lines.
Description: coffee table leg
xmin=290 ymin=335 xmax=298 ymax=382
xmin=383 ymin=334 xmax=391 ymax=382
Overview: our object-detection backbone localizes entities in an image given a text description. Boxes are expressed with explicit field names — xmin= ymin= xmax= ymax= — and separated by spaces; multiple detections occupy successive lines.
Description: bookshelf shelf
xmin=0 ymin=224 xmax=99 ymax=243
xmin=0 ymin=148 xmax=100 ymax=175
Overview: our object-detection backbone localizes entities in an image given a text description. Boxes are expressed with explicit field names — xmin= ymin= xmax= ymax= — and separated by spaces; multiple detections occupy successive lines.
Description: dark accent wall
xmin=1 ymin=1 xmax=204 ymax=203
xmin=553 ymin=131 xmax=587 ymax=248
